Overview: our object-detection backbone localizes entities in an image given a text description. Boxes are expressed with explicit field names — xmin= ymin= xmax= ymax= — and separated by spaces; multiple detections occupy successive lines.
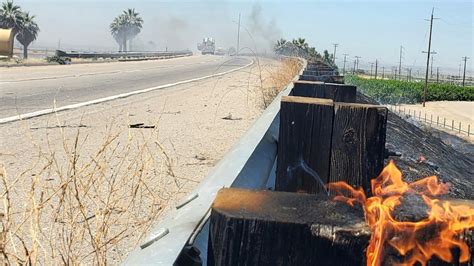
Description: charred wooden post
xmin=306 ymin=63 xmax=333 ymax=72
xmin=329 ymin=102 xmax=388 ymax=195
xmin=299 ymin=74 xmax=344 ymax=84
xmin=207 ymin=188 xmax=369 ymax=266
xmin=303 ymin=70 xmax=335 ymax=76
xmin=208 ymin=188 xmax=474 ymax=266
xmin=292 ymin=80 xmax=356 ymax=103
xmin=276 ymin=96 xmax=334 ymax=193
xmin=276 ymin=96 xmax=388 ymax=194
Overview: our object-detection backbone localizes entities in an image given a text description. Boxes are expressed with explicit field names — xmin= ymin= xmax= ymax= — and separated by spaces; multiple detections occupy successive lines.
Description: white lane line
xmin=0 ymin=60 xmax=253 ymax=125
xmin=0 ymin=59 xmax=223 ymax=84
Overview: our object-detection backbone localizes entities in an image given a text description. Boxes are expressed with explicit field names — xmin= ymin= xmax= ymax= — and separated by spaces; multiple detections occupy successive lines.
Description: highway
xmin=0 ymin=55 xmax=252 ymax=119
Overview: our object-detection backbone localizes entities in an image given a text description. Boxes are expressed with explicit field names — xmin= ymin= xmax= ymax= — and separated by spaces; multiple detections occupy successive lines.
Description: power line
xmin=354 ymin=56 xmax=361 ymax=73
xmin=375 ymin=59 xmax=378 ymax=79
xmin=342 ymin=53 xmax=348 ymax=75
xmin=332 ymin=43 xmax=339 ymax=64
xmin=236 ymin=13 xmax=241 ymax=54
xmin=422 ymin=7 xmax=440 ymax=107
xmin=430 ymin=54 xmax=435 ymax=77
xmin=398 ymin=45 xmax=404 ymax=80
xmin=462 ymin=56 xmax=470 ymax=87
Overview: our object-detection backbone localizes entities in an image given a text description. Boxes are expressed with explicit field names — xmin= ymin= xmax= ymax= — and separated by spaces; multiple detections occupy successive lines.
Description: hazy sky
xmin=14 ymin=0 xmax=473 ymax=73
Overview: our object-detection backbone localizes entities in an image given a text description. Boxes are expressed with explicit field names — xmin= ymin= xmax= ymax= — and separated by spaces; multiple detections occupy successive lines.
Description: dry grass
xmin=0 ymin=121 xmax=189 ymax=264
xmin=259 ymin=57 xmax=302 ymax=108
xmin=0 ymin=56 xmax=303 ymax=264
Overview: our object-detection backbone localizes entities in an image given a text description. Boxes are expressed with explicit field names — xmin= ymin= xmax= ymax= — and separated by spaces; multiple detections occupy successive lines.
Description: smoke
xmin=26 ymin=1 xmax=282 ymax=54
xmin=152 ymin=17 xmax=193 ymax=51
xmin=146 ymin=2 xmax=282 ymax=54
xmin=244 ymin=3 xmax=282 ymax=53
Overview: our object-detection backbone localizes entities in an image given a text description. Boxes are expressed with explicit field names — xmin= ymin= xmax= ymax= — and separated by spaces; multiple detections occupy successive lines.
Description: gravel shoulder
xmin=0 ymin=57 xmax=288 ymax=263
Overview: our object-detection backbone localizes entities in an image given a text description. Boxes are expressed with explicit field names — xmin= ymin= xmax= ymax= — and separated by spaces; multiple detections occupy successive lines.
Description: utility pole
xmin=436 ymin=67 xmax=439 ymax=83
xmin=430 ymin=54 xmax=435 ymax=77
xmin=375 ymin=59 xmax=378 ymax=79
xmin=332 ymin=43 xmax=339 ymax=64
xmin=422 ymin=8 xmax=439 ymax=107
xmin=382 ymin=66 xmax=385 ymax=79
xmin=342 ymin=53 xmax=348 ymax=75
xmin=458 ymin=63 xmax=462 ymax=79
xmin=353 ymin=59 xmax=356 ymax=74
xmin=354 ymin=56 xmax=361 ymax=73
xmin=398 ymin=45 xmax=404 ymax=80
xmin=236 ymin=13 xmax=241 ymax=54
xmin=462 ymin=56 xmax=469 ymax=87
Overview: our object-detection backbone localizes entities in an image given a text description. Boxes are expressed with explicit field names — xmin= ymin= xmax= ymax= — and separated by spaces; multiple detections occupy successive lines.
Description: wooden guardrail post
xmin=276 ymin=96 xmax=387 ymax=194
xmin=208 ymin=189 xmax=474 ymax=266
xmin=207 ymin=188 xmax=369 ymax=266
xmin=292 ymin=81 xmax=356 ymax=102
xmin=276 ymin=96 xmax=334 ymax=193
xmin=328 ymin=102 xmax=387 ymax=194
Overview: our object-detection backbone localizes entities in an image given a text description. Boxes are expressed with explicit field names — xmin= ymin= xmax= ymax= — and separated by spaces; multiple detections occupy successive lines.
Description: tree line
xmin=0 ymin=0 xmax=145 ymax=59
xmin=274 ymin=38 xmax=337 ymax=68
xmin=109 ymin=8 xmax=143 ymax=52
xmin=0 ymin=0 xmax=39 ymax=59
xmin=2 ymin=1 xmax=333 ymax=61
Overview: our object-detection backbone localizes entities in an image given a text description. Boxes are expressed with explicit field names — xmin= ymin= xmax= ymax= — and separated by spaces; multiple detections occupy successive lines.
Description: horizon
xmin=11 ymin=0 xmax=474 ymax=75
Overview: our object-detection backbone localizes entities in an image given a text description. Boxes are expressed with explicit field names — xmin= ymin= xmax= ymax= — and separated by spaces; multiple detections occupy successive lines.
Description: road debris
xmin=222 ymin=113 xmax=242 ymax=121
xmin=128 ymin=123 xmax=156 ymax=129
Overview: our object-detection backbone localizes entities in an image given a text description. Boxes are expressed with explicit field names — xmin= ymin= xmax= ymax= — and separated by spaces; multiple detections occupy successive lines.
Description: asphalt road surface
xmin=0 ymin=55 xmax=252 ymax=119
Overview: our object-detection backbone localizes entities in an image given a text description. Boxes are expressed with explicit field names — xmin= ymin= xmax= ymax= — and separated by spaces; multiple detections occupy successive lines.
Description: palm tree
xmin=323 ymin=50 xmax=334 ymax=65
xmin=274 ymin=38 xmax=288 ymax=54
xmin=292 ymin=38 xmax=309 ymax=51
xmin=122 ymin=8 xmax=143 ymax=51
xmin=110 ymin=15 xmax=127 ymax=52
xmin=0 ymin=0 xmax=22 ymax=35
xmin=110 ymin=8 xmax=143 ymax=52
xmin=16 ymin=12 xmax=39 ymax=59
xmin=307 ymin=47 xmax=321 ymax=60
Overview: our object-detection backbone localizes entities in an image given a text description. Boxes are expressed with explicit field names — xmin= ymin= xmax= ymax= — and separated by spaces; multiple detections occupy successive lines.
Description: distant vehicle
xmin=227 ymin=47 xmax=237 ymax=56
xmin=214 ymin=47 xmax=226 ymax=56
xmin=197 ymin=37 xmax=216 ymax=55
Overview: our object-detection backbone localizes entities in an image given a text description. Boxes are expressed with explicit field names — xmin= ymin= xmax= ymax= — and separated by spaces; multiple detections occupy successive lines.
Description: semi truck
xmin=197 ymin=37 xmax=216 ymax=55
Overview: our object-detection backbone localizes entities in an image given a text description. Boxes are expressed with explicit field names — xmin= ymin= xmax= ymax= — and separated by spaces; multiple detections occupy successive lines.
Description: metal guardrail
xmin=123 ymin=57 xmax=307 ymax=265
xmin=388 ymin=105 xmax=472 ymax=137
xmin=55 ymin=49 xmax=193 ymax=59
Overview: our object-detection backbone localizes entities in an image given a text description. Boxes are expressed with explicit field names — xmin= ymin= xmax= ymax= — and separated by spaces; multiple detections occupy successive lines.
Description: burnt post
xmin=292 ymin=81 xmax=356 ymax=103
xmin=276 ymin=96 xmax=334 ymax=193
xmin=276 ymin=96 xmax=387 ymax=194
xmin=329 ymin=103 xmax=388 ymax=194
xmin=299 ymin=74 xmax=344 ymax=84
xmin=208 ymin=189 xmax=474 ymax=266
xmin=207 ymin=188 xmax=369 ymax=266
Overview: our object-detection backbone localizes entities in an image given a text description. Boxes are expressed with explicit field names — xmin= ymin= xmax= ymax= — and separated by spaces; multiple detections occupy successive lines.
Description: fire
xmin=328 ymin=160 xmax=474 ymax=266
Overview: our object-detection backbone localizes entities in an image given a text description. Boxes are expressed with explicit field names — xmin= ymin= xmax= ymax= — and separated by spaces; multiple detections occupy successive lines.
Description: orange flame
xmin=328 ymin=160 xmax=474 ymax=266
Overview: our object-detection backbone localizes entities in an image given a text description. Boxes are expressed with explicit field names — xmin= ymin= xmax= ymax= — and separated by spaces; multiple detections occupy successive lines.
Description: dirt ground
xmin=398 ymin=101 xmax=473 ymax=141
xmin=0 ymin=57 xmax=297 ymax=264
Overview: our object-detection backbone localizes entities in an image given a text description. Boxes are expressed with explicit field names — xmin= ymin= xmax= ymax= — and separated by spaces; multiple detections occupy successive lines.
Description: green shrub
xmin=46 ymin=55 xmax=71 ymax=65
xmin=345 ymin=75 xmax=474 ymax=104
